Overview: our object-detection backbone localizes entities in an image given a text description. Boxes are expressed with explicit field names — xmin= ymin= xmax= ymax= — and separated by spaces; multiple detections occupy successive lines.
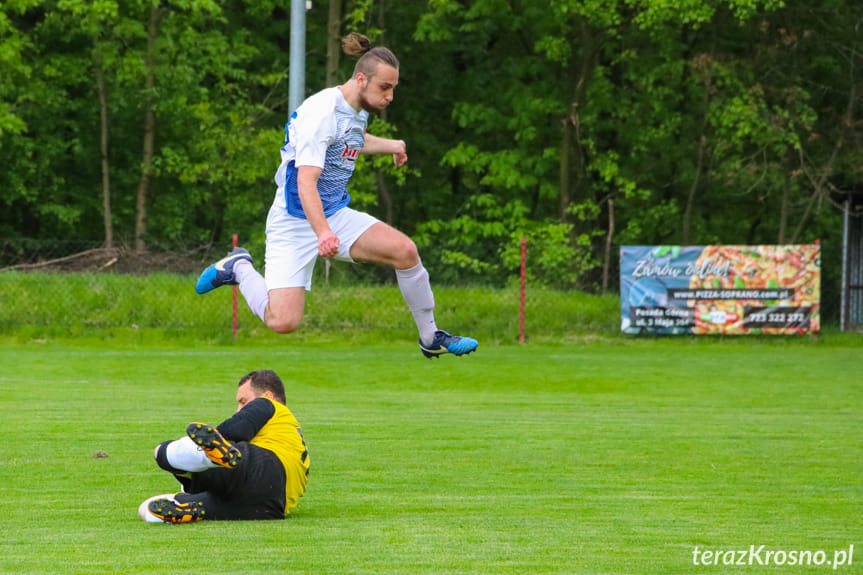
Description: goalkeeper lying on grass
xmin=138 ymin=370 xmax=309 ymax=523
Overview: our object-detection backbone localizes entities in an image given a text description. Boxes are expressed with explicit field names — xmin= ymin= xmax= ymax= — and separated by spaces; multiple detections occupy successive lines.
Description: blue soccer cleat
xmin=419 ymin=330 xmax=478 ymax=359
xmin=195 ymin=248 xmax=253 ymax=294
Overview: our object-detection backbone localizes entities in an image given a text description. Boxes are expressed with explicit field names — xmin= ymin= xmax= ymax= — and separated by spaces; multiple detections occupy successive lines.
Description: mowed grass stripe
xmin=0 ymin=340 xmax=859 ymax=574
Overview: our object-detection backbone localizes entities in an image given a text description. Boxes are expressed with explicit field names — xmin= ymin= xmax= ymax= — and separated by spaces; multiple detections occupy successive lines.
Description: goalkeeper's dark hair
xmin=239 ymin=369 xmax=286 ymax=405
xmin=342 ymin=32 xmax=399 ymax=80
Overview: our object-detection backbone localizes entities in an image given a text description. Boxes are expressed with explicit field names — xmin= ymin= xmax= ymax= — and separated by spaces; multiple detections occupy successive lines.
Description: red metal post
xmin=814 ymin=238 xmax=819 ymax=341
xmin=519 ymin=237 xmax=526 ymax=343
xmin=232 ymin=234 xmax=238 ymax=340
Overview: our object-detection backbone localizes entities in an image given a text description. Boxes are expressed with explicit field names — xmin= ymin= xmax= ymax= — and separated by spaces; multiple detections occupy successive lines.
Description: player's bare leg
xmin=350 ymin=222 xmax=478 ymax=358
xmin=197 ymin=248 xmax=308 ymax=335
xmin=349 ymin=221 xmax=419 ymax=268
xmin=264 ymin=287 xmax=307 ymax=334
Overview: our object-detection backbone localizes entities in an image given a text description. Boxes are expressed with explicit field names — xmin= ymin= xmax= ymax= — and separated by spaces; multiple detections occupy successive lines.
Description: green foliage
xmin=0 ymin=0 xmax=288 ymax=244
xmin=0 ymin=3 xmax=32 ymax=137
xmin=347 ymin=117 xmax=418 ymax=213
xmin=0 ymin=0 xmax=858 ymax=311
xmin=415 ymin=194 xmax=591 ymax=288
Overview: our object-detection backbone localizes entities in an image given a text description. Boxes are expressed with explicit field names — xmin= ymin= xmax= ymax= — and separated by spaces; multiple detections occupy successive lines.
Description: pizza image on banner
xmin=619 ymin=245 xmax=820 ymax=335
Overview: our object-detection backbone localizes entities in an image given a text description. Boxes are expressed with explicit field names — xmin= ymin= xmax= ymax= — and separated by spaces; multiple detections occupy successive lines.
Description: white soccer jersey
xmin=273 ymin=87 xmax=369 ymax=219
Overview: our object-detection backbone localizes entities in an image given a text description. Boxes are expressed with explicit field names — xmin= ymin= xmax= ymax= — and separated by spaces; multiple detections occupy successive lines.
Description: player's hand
xmin=317 ymin=231 xmax=339 ymax=258
xmin=392 ymin=140 xmax=407 ymax=167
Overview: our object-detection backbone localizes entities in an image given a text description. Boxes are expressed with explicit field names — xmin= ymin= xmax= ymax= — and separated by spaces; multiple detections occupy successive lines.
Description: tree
xmin=412 ymin=0 xmax=795 ymax=290
xmin=0 ymin=0 xmax=855 ymax=314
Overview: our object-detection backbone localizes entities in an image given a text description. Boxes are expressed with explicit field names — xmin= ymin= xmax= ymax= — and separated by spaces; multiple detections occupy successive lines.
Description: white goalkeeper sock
xmin=165 ymin=436 xmax=217 ymax=472
xmin=395 ymin=262 xmax=438 ymax=345
xmin=139 ymin=494 xmax=179 ymax=523
xmin=234 ymin=259 xmax=269 ymax=322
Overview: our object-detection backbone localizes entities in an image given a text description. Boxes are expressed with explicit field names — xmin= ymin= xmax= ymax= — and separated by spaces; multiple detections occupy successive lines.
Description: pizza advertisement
xmin=620 ymin=245 xmax=820 ymax=335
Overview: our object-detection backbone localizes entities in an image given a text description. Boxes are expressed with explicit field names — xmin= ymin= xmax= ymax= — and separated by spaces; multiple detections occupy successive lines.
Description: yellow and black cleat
xmin=148 ymin=498 xmax=206 ymax=524
xmin=186 ymin=422 xmax=242 ymax=469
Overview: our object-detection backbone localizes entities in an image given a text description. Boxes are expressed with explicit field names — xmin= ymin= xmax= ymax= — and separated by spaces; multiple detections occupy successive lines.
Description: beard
xmin=358 ymin=88 xmax=388 ymax=113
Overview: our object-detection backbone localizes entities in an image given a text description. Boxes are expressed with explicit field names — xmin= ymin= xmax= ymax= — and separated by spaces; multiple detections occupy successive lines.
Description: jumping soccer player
xmin=138 ymin=370 xmax=309 ymax=523
xmin=195 ymin=32 xmax=477 ymax=359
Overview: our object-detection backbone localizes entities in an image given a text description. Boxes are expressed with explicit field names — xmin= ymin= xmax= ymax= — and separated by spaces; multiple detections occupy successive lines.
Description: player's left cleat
xmin=148 ymin=498 xmax=206 ymax=523
xmin=186 ymin=422 xmax=242 ymax=469
xmin=195 ymin=247 xmax=253 ymax=294
xmin=419 ymin=330 xmax=478 ymax=359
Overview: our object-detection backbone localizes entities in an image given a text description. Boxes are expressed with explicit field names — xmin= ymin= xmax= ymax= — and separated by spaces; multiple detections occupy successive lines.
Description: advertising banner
xmin=620 ymin=245 xmax=820 ymax=335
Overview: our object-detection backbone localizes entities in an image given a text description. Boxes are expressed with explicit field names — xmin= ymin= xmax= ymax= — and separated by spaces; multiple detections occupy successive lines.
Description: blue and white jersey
xmin=273 ymin=87 xmax=369 ymax=219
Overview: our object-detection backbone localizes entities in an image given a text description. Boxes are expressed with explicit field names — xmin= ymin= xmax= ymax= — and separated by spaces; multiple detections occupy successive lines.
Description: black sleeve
xmin=216 ymin=398 xmax=276 ymax=442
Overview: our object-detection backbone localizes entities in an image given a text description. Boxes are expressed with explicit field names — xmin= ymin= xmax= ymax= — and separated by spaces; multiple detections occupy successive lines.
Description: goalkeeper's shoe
xmin=148 ymin=498 xmax=206 ymax=524
xmin=195 ymin=248 xmax=253 ymax=294
xmin=186 ymin=422 xmax=242 ymax=469
xmin=419 ymin=330 xmax=478 ymax=359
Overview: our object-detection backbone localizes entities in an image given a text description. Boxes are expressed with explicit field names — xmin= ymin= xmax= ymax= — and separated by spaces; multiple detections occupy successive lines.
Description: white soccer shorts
xmin=264 ymin=205 xmax=379 ymax=291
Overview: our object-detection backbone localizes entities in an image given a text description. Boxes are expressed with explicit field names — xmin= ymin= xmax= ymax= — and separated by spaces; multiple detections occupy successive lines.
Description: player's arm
xmin=292 ymin=100 xmax=340 ymax=257
xmin=361 ymin=133 xmax=407 ymax=167
xmin=296 ymin=165 xmax=339 ymax=258
xmin=217 ymin=397 xmax=276 ymax=442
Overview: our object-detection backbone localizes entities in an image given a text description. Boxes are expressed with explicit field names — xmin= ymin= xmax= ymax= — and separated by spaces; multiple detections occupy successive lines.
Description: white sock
xmin=165 ymin=436 xmax=217 ymax=472
xmin=235 ymin=259 xmax=269 ymax=321
xmin=138 ymin=494 xmax=178 ymax=523
xmin=395 ymin=262 xmax=438 ymax=345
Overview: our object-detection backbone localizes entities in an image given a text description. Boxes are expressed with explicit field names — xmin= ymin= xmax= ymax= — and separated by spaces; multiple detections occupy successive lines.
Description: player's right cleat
xmin=186 ymin=422 xmax=242 ymax=469
xmin=419 ymin=330 xmax=479 ymax=359
xmin=148 ymin=498 xmax=206 ymax=524
xmin=195 ymin=247 xmax=253 ymax=294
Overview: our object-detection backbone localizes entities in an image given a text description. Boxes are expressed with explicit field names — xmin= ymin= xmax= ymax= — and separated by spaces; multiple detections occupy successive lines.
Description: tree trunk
xmin=789 ymin=187 xmax=821 ymax=244
xmin=559 ymin=114 xmax=571 ymax=222
xmin=682 ymin=47 xmax=715 ymax=245
xmin=373 ymin=0 xmax=394 ymax=224
xmin=682 ymin=133 xmax=707 ymax=244
xmin=377 ymin=171 xmax=394 ymax=224
xmin=94 ymin=47 xmax=113 ymax=249
xmin=792 ymin=55 xmax=857 ymax=243
xmin=326 ymin=0 xmax=342 ymax=86
xmin=602 ymin=195 xmax=615 ymax=292
xmin=135 ymin=5 xmax=161 ymax=253
xmin=564 ymin=18 xmax=597 ymax=221
xmin=778 ymin=158 xmax=789 ymax=244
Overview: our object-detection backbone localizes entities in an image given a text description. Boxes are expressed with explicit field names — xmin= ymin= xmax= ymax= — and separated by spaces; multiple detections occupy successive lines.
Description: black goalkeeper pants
xmin=160 ymin=441 xmax=287 ymax=521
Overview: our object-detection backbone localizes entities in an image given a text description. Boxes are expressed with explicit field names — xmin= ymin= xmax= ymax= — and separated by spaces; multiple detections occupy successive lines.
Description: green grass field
xmin=0 ymin=271 xmax=620 ymax=345
xmin=0 ymin=336 xmax=860 ymax=574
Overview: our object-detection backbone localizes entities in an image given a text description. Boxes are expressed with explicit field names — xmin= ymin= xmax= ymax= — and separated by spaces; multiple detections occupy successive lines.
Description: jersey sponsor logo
xmin=339 ymin=126 xmax=364 ymax=164
xmin=341 ymin=143 xmax=360 ymax=161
